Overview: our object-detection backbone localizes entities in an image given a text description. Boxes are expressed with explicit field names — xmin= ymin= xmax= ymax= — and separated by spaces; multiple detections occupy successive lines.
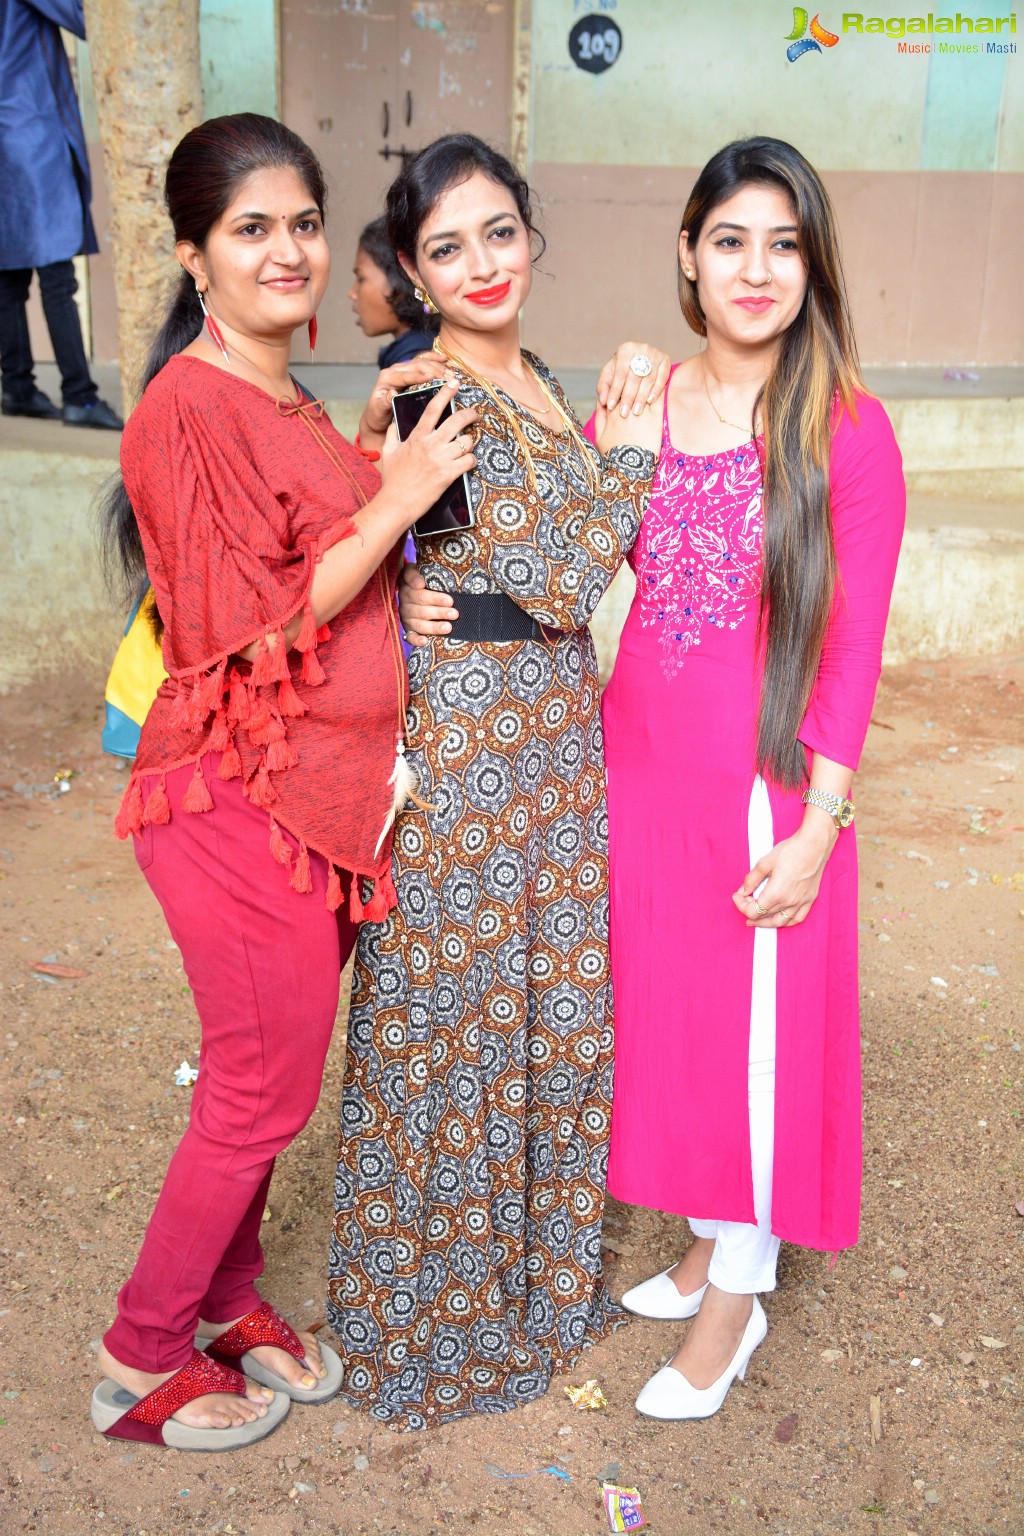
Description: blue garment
xmin=0 ymin=0 xmax=97 ymax=270
xmin=377 ymin=329 xmax=436 ymax=368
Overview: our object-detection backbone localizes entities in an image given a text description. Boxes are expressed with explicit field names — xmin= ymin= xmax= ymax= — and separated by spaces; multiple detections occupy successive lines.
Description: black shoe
xmin=63 ymin=398 xmax=124 ymax=431
xmin=2 ymin=388 xmax=62 ymax=419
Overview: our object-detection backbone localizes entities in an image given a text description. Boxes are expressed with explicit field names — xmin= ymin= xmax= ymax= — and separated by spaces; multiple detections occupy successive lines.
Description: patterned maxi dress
xmin=327 ymin=353 xmax=653 ymax=1428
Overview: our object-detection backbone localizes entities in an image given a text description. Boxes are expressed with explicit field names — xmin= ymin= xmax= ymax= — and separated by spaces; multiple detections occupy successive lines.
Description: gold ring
xmin=779 ymin=909 xmax=791 ymax=921
xmin=753 ymin=900 xmax=766 ymax=916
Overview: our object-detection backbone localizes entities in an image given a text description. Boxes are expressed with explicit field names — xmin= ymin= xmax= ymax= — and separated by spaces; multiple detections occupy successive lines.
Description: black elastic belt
xmin=447 ymin=591 xmax=544 ymax=643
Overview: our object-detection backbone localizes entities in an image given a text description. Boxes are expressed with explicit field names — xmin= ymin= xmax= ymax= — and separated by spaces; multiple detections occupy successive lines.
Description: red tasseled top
xmin=113 ymin=354 xmax=406 ymax=921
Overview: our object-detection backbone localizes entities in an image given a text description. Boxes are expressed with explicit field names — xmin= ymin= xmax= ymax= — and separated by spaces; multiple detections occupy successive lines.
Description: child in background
xmin=348 ymin=216 xmax=437 ymax=367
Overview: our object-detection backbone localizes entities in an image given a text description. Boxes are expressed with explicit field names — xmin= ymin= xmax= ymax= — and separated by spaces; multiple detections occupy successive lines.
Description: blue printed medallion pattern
xmin=327 ymin=353 xmax=653 ymax=1428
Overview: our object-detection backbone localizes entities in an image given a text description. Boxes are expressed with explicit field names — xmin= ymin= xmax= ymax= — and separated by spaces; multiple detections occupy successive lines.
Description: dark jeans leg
xmin=37 ymin=260 xmax=97 ymax=406
xmin=0 ymin=268 xmax=36 ymax=401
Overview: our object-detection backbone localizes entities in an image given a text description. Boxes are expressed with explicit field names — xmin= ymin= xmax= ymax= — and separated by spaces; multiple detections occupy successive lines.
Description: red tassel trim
xmin=114 ymin=776 xmax=144 ymax=839
xmin=217 ymin=743 xmax=242 ymax=780
xmin=349 ymin=872 xmax=365 ymax=922
xmin=249 ymin=636 xmax=276 ymax=688
xmin=268 ymin=816 xmax=293 ymax=867
xmin=326 ymin=864 xmax=343 ymax=912
xmin=170 ymin=683 xmax=191 ymax=730
xmin=227 ymin=669 xmax=250 ymax=723
xmin=376 ymin=866 xmax=398 ymax=911
xmin=276 ymin=677 xmax=305 ymax=718
xmin=246 ymin=761 xmax=278 ymax=808
xmin=199 ymin=660 xmax=227 ymax=714
xmin=300 ymin=647 xmax=325 ymax=686
xmin=142 ymin=776 xmax=170 ymax=826
xmin=363 ymin=882 xmax=389 ymax=923
xmin=270 ymin=630 xmax=290 ymax=683
xmin=289 ymin=838 xmax=312 ymax=894
xmin=208 ymin=710 xmax=231 ymax=752
xmin=264 ymin=737 xmax=298 ymax=773
xmin=316 ymin=622 xmax=332 ymax=643
xmin=294 ymin=601 xmax=318 ymax=653
xmin=182 ymin=761 xmax=214 ymax=814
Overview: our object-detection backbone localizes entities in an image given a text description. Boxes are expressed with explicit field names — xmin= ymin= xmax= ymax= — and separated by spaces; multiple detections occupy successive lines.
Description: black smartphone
xmin=391 ymin=379 xmax=475 ymax=538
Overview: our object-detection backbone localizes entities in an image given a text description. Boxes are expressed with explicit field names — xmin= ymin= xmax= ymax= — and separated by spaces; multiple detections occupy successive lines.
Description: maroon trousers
xmin=104 ymin=756 xmax=357 ymax=1372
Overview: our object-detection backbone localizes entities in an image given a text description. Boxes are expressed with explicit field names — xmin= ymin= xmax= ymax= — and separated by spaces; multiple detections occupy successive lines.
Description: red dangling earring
xmin=308 ymin=314 xmax=318 ymax=360
xmin=196 ymin=284 xmax=229 ymax=361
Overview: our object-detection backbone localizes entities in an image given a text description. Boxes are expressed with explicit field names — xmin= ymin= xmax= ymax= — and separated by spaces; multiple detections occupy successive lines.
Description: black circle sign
xmin=568 ymin=15 xmax=623 ymax=74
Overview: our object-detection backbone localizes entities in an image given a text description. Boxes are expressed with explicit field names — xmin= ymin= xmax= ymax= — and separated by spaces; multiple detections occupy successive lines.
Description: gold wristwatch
xmin=802 ymin=788 xmax=855 ymax=830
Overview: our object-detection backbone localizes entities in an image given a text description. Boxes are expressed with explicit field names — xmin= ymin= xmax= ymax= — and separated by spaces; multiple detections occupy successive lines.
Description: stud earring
xmin=414 ymin=285 xmax=439 ymax=317
xmin=196 ymin=284 xmax=229 ymax=361
xmin=308 ymin=314 xmax=318 ymax=359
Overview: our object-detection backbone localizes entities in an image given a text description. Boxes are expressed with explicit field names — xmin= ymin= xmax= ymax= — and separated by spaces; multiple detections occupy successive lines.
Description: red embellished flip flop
xmin=199 ymin=1301 xmax=343 ymax=1404
xmin=90 ymin=1347 xmax=289 ymax=1450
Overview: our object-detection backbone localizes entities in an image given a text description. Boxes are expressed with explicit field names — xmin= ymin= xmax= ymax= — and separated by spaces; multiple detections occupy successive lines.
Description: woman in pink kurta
xmin=601 ymin=138 xmax=905 ymax=1421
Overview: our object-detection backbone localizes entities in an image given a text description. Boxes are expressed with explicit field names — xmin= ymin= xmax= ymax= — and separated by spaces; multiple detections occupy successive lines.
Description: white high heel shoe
xmin=620 ymin=1269 xmax=708 ymax=1320
xmin=634 ymin=1296 xmax=767 ymax=1420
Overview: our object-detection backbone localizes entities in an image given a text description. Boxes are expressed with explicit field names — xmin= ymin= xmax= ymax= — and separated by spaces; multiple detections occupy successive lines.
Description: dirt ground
xmin=1 ymin=655 xmax=1021 ymax=1536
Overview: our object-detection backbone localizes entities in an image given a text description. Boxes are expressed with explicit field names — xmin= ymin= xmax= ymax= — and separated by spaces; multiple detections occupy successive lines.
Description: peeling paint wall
xmin=523 ymin=0 xmax=1024 ymax=365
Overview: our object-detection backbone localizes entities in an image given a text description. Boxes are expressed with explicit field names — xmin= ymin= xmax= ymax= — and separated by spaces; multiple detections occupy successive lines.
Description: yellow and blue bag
xmin=102 ymin=588 xmax=167 ymax=759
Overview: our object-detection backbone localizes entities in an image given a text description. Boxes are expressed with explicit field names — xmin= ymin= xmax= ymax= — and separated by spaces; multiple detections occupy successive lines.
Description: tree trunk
xmin=83 ymin=1 xmax=201 ymax=409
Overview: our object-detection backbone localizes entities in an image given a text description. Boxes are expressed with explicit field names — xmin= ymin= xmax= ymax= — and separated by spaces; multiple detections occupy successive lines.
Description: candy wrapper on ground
xmin=564 ymin=1378 xmax=608 ymax=1410
xmin=602 ymin=1482 xmax=647 ymax=1531
xmin=173 ymin=1060 xmax=199 ymax=1086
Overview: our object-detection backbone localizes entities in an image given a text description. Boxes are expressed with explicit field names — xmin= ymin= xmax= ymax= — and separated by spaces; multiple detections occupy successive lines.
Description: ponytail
xmin=99 ymin=271 xmax=202 ymax=612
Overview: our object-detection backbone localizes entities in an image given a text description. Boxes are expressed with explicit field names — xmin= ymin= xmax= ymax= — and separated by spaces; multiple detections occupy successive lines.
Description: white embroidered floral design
xmin=632 ymin=427 xmax=764 ymax=676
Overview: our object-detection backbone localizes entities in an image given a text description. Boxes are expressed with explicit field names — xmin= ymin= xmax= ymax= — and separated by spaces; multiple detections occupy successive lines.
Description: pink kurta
xmin=603 ymin=378 xmax=905 ymax=1252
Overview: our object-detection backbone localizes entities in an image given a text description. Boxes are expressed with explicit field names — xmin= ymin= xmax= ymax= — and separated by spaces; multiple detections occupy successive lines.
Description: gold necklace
xmin=702 ymin=362 xmax=755 ymax=438
xmin=433 ymin=339 xmax=599 ymax=498
xmin=435 ymin=338 xmax=551 ymax=414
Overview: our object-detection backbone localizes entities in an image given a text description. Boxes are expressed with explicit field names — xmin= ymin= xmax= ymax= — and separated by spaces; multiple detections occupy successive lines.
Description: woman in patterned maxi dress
xmin=326 ymin=137 xmax=659 ymax=1428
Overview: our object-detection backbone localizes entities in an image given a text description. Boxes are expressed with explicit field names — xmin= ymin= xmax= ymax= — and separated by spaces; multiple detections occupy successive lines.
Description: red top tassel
xmin=182 ymin=761 xmax=214 ymax=814
xmin=294 ymin=601 xmax=318 ymax=653
xmin=227 ymin=669 xmax=250 ymax=723
xmin=249 ymin=636 xmax=276 ymax=688
xmin=289 ymin=838 xmax=313 ymax=894
xmin=300 ymin=648 xmax=325 ymax=687
xmin=217 ymin=742 xmax=242 ymax=780
xmin=142 ymin=776 xmax=171 ymax=826
xmin=114 ymin=776 xmax=144 ymax=839
xmin=268 ymin=816 xmax=293 ymax=868
xmin=276 ymin=677 xmax=306 ymax=718
xmin=349 ymin=871 xmax=365 ymax=922
xmin=326 ymin=864 xmax=343 ymax=911
xmin=246 ymin=760 xmax=278 ymax=808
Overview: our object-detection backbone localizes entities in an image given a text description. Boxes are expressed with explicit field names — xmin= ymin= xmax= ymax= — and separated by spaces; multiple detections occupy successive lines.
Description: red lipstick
xmin=466 ymin=281 xmax=512 ymax=306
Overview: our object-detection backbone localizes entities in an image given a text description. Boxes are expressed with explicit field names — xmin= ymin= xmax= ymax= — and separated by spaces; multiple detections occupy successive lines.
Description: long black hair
xmin=385 ymin=132 xmax=544 ymax=270
xmin=678 ymin=137 xmax=862 ymax=789
xmin=100 ymin=113 xmax=327 ymax=611
xmin=357 ymin=216 xmax=437 ymax=334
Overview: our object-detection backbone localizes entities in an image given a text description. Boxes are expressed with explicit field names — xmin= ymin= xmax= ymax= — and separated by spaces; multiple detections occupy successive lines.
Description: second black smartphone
xmin=391 ymin=380 xmax=475 ymax=539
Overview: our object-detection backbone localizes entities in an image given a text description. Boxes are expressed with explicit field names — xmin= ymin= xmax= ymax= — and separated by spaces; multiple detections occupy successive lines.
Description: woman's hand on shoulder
xmin=398 ymin=562 xmax=459 ymax=648
xmin=593 ymin=399 xmax=662 ymax=457
xmin=359 ymin=352 xmax=448 ymax=446
xmin=597 ymin=342 xmax=671 ymax=419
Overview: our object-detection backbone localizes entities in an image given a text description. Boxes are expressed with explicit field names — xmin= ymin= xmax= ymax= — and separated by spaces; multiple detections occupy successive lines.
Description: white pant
xmin=687 ymin=776 xmax=781 ymax=1294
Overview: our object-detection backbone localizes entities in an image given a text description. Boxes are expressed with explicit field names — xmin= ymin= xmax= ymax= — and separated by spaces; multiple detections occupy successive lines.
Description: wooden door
xmin=281 ymin=0 xmax=514 ymax=364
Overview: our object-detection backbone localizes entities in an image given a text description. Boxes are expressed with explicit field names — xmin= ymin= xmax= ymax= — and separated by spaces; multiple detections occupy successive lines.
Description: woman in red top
xmin=92 ymin=113 xmax=478 ymax=1451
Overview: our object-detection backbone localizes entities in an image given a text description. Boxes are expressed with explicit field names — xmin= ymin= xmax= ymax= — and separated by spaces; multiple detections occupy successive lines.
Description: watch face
xmin=839 ymin=801 xmax=855 ymax=828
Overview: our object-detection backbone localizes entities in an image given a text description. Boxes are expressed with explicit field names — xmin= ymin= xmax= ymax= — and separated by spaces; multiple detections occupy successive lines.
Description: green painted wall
xmin=531 ymin=0 xmax=1021 ymax=172
xmin=200 ymin=0 xmax=278 ymax=119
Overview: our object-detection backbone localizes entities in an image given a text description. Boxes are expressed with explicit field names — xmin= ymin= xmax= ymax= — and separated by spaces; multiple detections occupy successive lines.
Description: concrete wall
xmin=31 ymin=0 xmax=1024 ymax=369
xmin=523 ymin=0 xmax=1024 ymax=366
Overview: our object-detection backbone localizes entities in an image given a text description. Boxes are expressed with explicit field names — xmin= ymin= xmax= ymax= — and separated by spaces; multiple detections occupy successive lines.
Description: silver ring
xmin=629 ymin=353 xmax=653 ymax=378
